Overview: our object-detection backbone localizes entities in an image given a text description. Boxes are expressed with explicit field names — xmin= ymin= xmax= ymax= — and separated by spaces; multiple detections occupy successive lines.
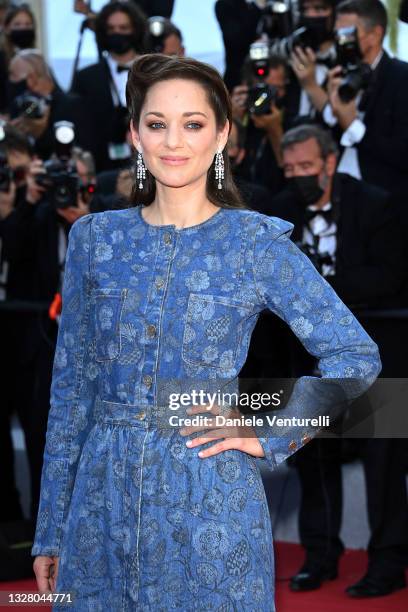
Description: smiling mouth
xmin=160 ymin=156 xmax=190 ymax=165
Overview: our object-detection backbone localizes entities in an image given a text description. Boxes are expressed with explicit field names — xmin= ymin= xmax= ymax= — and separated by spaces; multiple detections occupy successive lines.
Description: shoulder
xmin=69 ymin=207 xmax=131 ymax=233
xmin=337 ymin=173 xmax=389 ymax=211
xmin=229 ymin=207 xmax=294 ymax=240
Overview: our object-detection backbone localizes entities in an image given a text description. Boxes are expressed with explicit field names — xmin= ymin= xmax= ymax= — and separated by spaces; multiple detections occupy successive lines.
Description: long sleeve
xmin=251 ymin=217 xmax=382 ymax=470
xmin=31 ymin=213 xmax=97 ymax=556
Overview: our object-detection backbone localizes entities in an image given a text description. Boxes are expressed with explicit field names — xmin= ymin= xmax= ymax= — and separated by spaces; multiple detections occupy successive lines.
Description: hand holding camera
xmin=290 ymin=46 xmax=317 ymax=89
xmin=327 ymin=65 xmax=358 ymax=130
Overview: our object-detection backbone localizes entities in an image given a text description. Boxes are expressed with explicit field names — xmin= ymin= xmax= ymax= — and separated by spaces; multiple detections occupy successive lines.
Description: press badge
xmin=108 ymin=142 xmax=132 ymax=160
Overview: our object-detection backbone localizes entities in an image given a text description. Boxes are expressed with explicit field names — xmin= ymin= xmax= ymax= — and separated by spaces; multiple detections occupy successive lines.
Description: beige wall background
xmin=26 ymin=0 xmax=47 ymax=57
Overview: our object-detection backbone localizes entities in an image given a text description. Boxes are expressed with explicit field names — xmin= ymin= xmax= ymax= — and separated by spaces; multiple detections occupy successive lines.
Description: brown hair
xmin=125 ymin=53 xmax=247 ymax=209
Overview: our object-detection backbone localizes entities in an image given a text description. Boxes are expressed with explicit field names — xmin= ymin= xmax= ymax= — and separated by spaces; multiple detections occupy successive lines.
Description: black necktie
xmin=304 ymin=207 xmax=333 ymax=224
xmin=117 ymin=64 xmax=130 ymax=74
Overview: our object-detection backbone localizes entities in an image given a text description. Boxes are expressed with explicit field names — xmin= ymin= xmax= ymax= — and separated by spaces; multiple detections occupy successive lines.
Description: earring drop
xmin=136 ymin=151 xmax=146 ymax=189
xmin=215 ymin=150 xmax=224 ymax=190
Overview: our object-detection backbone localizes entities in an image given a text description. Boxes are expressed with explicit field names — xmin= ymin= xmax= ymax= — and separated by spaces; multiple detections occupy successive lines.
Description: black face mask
xmin=105 ymin=33 xmax=134 ymax=55
xmin=9 ymin=28 xmax=35 ymax=49
xmin=287 ymin=174 xmax=325 ymax=206
xmin=299 ymin=16 xmax=332 ymax=46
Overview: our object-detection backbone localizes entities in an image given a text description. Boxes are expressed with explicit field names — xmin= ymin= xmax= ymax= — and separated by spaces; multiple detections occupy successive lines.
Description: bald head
xmin=9 ymin=49 xmax=54 ymax=95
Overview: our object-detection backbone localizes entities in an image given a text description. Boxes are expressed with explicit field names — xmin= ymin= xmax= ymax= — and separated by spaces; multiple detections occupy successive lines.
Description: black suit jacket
xmin=335 ymin=52 xmax=408 ymax=199
xmin=270 ymin=173 xmax=407 ymax=309
xmin=131 ymin=0 xmax=174 ymax=17
xmin=71 ymin=59 xmax=119 ymax=172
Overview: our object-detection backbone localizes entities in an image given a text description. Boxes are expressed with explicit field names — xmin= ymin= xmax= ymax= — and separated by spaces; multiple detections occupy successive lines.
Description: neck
xmin=364 ymin=45 xmax=383 ymax=67
xmin=144 ymin=176 xmax=219 ymax=229
xmin=110 ymin=50 xmax=137 ymax=64
xmin=314 ymin=184 xmax=332 ymax=209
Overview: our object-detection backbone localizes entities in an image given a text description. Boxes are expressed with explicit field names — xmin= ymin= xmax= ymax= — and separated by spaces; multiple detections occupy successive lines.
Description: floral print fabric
xmin=31 ymin=206 xmax=381 ymax=611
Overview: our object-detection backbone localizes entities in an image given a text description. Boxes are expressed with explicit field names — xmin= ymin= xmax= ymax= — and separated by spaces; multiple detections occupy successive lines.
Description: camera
xmin=246 ymin=42 xmax=278 ymax=115
xmin=257 ymin=1 xmax=293 ymax=40
xmin=13 ymin=94 xmax=48 ymax=120
xmin=334 ymin=26 xmax=372 ymax=103
xmin=35 ymin=122 xmax=80 ymax=209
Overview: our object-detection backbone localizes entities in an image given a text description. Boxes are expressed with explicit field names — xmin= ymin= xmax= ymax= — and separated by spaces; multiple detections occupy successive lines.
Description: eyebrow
xmin=144 ymin=111 xmax=208 ymax=119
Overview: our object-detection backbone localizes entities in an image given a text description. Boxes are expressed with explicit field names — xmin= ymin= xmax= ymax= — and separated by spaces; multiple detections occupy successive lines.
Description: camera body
xmin=334 ymin=26 xmax=372 ymax=103
xmin=247 ymin=41 xmax=278 ymax=115
xmin=34 ymin=121 xmax=83 ymax=209
xmin=35 ymin=159 xmax=79 ymax=209
xmin=13 ymin=94 xmax=48 ymax=120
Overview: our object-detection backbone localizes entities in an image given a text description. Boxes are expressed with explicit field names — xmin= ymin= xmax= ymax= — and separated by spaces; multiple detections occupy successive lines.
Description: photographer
xmin=0 ymin=124 xmax=47 ymax=523
xmin=7 ymin=49 xmax=91 ymax=161
xmin=287 ymin=0 xmax=335 ymax=118
xmin=231 ymin=52 xmax=288 ymax=194
xmin=324 ymin=0 xmax=408 ymax=201
xmin=71 ymin=1 xmax=147 ymax=172
xmin=144 ymin=16 xmax=185 ymax=56
xmin=270 ymin=124 xmax=408 ymax=598
xmin=0 ymin=2 xmax=36 ymax=114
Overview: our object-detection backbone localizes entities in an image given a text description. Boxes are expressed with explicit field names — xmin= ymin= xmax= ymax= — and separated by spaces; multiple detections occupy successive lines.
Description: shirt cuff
xmin=323 ymin=103 xmax=337 ymax=127
xmin=340 ymin=118 xmax=366 ymax=147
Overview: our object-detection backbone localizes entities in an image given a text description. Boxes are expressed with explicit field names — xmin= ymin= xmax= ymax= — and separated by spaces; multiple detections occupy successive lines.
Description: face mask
xmin=9 ymin=28 xmax=35 ymax=49
xmin=287 ymin=174 xmax=325 ymax=206
xmin=299 ymin=16 xmax=332 ymax=46
xmin=105 ymin=33 xmax=134 ymax=55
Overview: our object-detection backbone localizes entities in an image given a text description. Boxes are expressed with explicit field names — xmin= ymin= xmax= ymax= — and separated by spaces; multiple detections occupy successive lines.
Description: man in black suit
xmin=215 ymin=0 xmax=262 ymax=91
xmin=7 ymin=49 xmax=91 ymax=160
xmin=71 ymin=1 xmax=147 ymax=172
xmin=270 ymin=124 xmax=408 ymax=598
xmin=324 ymin=0 xmax=408 ymax=202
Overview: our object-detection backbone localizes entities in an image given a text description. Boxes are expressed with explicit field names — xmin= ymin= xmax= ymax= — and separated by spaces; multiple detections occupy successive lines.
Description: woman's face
xmin=6 ymin=11 xmax=34 ymax=32
xmin=131 ymin=78 xmax=229 ymax=190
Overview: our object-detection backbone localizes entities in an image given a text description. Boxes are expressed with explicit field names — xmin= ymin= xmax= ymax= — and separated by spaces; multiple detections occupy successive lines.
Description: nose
xmin=164 ymin=123 xmax=183 ymax=150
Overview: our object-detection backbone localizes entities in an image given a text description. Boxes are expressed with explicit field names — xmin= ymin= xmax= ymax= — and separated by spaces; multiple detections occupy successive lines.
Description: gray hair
xmin=281 ymin=124 xmax=338 ymax=159
xmin=13 ymin=48 xmax=53 ymax=80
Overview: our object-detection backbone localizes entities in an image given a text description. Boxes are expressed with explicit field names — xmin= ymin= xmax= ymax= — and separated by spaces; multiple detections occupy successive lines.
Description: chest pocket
xmin=94 ymin=288 xmax=127 ymax=362
xmin=182 ymin=293 xmax=254 ymax=370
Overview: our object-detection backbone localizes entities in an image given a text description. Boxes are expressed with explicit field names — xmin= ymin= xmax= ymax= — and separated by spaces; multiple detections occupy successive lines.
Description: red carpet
xmin=1 ymin=542 xmax=407 ymax=611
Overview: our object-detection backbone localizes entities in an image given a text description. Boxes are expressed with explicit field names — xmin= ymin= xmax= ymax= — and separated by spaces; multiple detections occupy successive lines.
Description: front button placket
xmin=138 ymin=227 xmax=176 ymax=408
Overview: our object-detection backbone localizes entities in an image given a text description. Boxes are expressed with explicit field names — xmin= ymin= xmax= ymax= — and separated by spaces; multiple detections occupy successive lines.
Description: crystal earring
xmin=215 ymin=150 xmax=224 ymax=190
xmin=136 ymin=151 xmax=146 ymax=189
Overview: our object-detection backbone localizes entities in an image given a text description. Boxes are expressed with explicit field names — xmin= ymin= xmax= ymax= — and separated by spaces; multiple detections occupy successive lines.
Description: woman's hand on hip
xmin=179 ymin=404 xmax=265 ymax=459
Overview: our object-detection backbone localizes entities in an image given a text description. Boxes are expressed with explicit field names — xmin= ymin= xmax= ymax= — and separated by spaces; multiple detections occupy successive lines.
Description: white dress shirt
xmin=302 ymin=201 xmax=337 ymax=277
xmin=105 ymin=52 xmax=133 ymax=108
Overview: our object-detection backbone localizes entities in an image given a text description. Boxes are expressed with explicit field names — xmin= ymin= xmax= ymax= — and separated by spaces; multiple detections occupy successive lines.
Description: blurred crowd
xmin=0 ymin=0 xmax=407 ymax=599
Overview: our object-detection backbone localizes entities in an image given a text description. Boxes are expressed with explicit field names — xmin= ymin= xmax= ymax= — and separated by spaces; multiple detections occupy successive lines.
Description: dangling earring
xmin=136 ymin=151 xmax=146 ymax=189
xmin=215 ymin=150 xmax=224 ymax=190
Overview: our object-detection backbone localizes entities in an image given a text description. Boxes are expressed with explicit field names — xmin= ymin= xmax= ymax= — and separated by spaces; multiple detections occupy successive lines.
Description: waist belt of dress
xmin=93 ymin=397 xmax=183 ymax=430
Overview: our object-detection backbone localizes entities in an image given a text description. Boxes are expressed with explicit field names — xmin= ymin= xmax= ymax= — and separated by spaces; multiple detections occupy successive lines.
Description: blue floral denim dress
xmin=31 ymin=205 xmax=381 ymax=611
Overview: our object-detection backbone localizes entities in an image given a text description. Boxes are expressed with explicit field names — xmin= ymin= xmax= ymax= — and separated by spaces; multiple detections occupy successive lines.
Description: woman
xmin=0 ymin=3 xmax=36 ymax=114
xmin=32 ymin=54 xmax=381 ymax=611
xmin=3 ymin=3 xmax=36 ymax=60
